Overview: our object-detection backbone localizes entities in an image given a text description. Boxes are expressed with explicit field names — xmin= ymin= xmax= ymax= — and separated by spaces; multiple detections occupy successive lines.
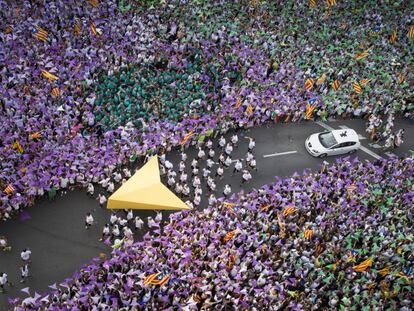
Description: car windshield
xmin=318 ymin=132 xmax=338 ymax=148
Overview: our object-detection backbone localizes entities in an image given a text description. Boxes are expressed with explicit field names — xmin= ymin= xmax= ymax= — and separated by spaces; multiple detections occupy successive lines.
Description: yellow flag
xmin=246 ymin=105 xmax=254 ymax=115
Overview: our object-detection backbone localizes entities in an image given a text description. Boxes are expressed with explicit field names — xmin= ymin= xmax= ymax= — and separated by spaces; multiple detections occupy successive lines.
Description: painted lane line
xmin=359 ymin=145 xmax=383 ymax=160
xmin=338 ymin=125 xmax=366 ymax=140
xmin=263 ymin=150 xmax=298 ymax=158
xmin=315 ymin=121 xmax=335 ymax=131
xmin=369 ymin=143 xmax=382 ymax=149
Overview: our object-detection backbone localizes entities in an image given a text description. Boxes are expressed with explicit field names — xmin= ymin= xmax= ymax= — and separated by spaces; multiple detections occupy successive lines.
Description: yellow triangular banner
xmin=107 ymin=155 xmax=191 ymax=211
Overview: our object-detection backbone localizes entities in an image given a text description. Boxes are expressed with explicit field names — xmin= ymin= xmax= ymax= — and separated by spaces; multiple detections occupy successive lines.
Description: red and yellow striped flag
xmin=223 ymin=202 xmax=237 ymax=216
xmin=3 ymin=184 xmax=15 ymax=195
xmin=88 ymin=0 xmax=99 ymax=7
xmin=277 ymin=213 xmax=286 ymax=237
xmin=144 ymin=272 xmax=161 ymax=286
xmin=398 ymin=73 xmax=405 ymax=84
xmin=12 ymin=140 xmax=24 ymax=153
xmin=407 ymin=25 xmax=414 ymax=39
xmin=41 ymin=70 xmax=59 ymax=83
xmin=304 ymin=229 xmax=314 ymax=239
xmin=52 ymin=87 xmax=60 ymax=97
xmin=332 ymin=79 xmax=340 ymax=91
xmin=305 ymin=102 xmax=317 ymax=120
xmin=180 ymin=131 xmax=195 ymax=146
xmin=33 ymin=26 xmax=48 ymax=42
xmin=261 ymin=204 xmax=271 ymax=211
xmin=353 ymin=81 xmax=362 ymax=94
xmin=30 ymin=132 xmax=42 ymax=140
xmin=326 ymin=0 xmax=336 ymax=6
xmin=235 ymin=98 xmax=242 ymax=108
xmin=283 ymin=206 xmax=297 ymax=217
xmin=389 ymin=30 xmax=397 ymax=44
xmin=90 ymin=21 xmax=98 ymax=36
xmin=246 ymin=104 xmax=254 ymax=115
xmin=224 ymin=230 xmax=236 ymax=242
xmin=309 ymin=0 xmax=316 ymax=8
xmin=359 ymin=78 xmax=372 ymax=86
xmin=73 ymin=22 xmax=81 ymax=36
xmin=304 ymin=78 xmax=314 ymax=91
xmin=378 ymin=266 xmax=390 ymax=277
xmin=353 ymin=257 xmax=373 ymax=272
xmin=355 ymin=50 xmax=369 ymax=61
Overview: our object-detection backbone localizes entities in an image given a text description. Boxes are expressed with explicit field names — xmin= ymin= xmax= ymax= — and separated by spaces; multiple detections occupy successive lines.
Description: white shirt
xmin=193 ymin=177 xmax=201 ymax=187
xmin=110 ymin=214 xmax=118 ymax=224
xmin=179 ymin=162 xmax=186 ymax=172
xmin=248 ymin=140 xmax=255 ymax=150
xmin=231 ymin=135 xmax=238 ymax=144
xmin=223 ymin=185 xmax=232 ymax=195
xmin=107 ymin=182 xmax=115 ymax=193
xmin=135 ymin=217 xmax=144 ymax=229
xmin=243 ymin=172 xmax=252 ymax=181
xmin=194 ymin=195 xmax=201 ymax=206
xmin=103 ymin=226 xmax=110 ymax=235
xmin=208 ymin=149 xmax=215 ymax=158
xmin=206 ymin=159 xmax=214 ymax=168
xmin=99 ymin=194 xmax=107 ymax=205
xmin=0 ymin=273 xmax=7 ymax=285
xmin=216 ymin=167 xmax=224 ymax=176
xmin=21 ymin=250 xmax=32 ymax=261
xmin=235 ymin=161 xmax=242 ymax=171
xmin=198 ymin=149 xmax=205 ymax=158
xmin=219 ymin=137 xmax=226 ymax=147
xmin=127 ymin=210 xmax=134 ymax=220
xmin=86 ymin=215 xmax=94 ymax=225
xmin=181 ymin=153 xmax=187 ymax=161
xmin=250 ymin=159 xmax=256 ymax=167
xmin=164 ymin=160 xmax=173 ymax=170
xmin=114 ymin=172 xmax=122 ymax=183
xmin=180 ymin=173 xmax=188 ymax=182
xmin=87 ymin=183 xmax=94 ymax=194
xmin=225 ymin=144 xmax=233 ymax=155
xmin=224 ymin=157 xmax=232 ymax=167
xmin=208 ymin=195 xmax=217 ymax=206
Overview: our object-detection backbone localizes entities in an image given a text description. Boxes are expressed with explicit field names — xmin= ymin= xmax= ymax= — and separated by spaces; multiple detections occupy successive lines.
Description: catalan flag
xmin=353 ymin=81 xmax=361 ymax=94
xmin=407 ymin=25 xmax=414 ymax=39
xmin=90 ymin=21 xmax=98 ymax=36
xmin=304 ymin=229 xmax=314 ymax=239
xmin=316 ymin=73 xmax=326 ymax=86
xmin=73 ymin=21 xmax=81 ymax=36
xmin=30 ymin=132 xmax=42 ymax=140
xmin=5 ymin=25 xmax=13 ymax=34
xmin=346 ymin=183 xmax=357 ymax=193
xmin=283 ymin=206 xmax=297 ymax=217
xmin=224 ymin=230 xmax=236 ymax=242
xmin=359 ymin=78 xmax=372 ymax=86
xmin=261 ymin=204 xmax=271 ymax=211
xmin=304 ymin=78 xmax=314 ymax=91
xmin=52 ymin=87 xmax=60 ymax=97
xmin=389 ymin=30 xmax=397 ymax=44
xmin=332 ymin=79 xmax=340 ymax=91
xmin=180 ymin=131 xmax=195 ymax=146
xmin=88 ymin=0 xmax=99 ymax=7
xmin=305 ymin=102 xmax=317 ymax=120
xmin=309 ymin=0 xmax=316 ymax=8
xmin=246 ymin=104 xmax=254 ymax=115
xmin=41 ymin=70 xmax=59 ymax=83
xmin=378 ymin=266 xmax=390 ymax=277
xmin=355 ymin=50 xmax=369 ymax=61
xmin=223 ymin=202 xmax=236 ymax=216
xmin=353 ymin=257 xmax=373 ymax=272
xmin=144 ymin=272 xmax=170 ymax=286
xmin=12 ymin=140 xmax=24 ymax=153
xmin=33 ymin=26 xmax=48 ymax=42
xmin=235 ymin=98 xmax=242 ymax=108
xmin=3 ymin=184 xmax=15 ymax=195
xmin=326 ymin=0 xmax=336 ymax=6
xmin=398 ymin=73 xmax=405 ymax=84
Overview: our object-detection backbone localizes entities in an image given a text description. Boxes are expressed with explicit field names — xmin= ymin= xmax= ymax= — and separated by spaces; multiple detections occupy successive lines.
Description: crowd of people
xmin=1 ymin=0 xmax=413 ymax=222
xmin=10 ymin=156 xmax=413 ymax=309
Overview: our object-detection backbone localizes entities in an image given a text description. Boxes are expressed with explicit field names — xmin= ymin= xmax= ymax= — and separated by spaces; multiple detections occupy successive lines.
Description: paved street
xmin=0 ymin=118 xmax=413 ymax=309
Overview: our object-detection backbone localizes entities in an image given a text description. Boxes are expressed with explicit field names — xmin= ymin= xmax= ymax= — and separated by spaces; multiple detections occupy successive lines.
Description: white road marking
xmin=338 ymin=125 xmax=366 ymax=140
xmin=385 ymin=152 xmax=397 ymax=158
xmin=263 ymin=150 xmax=298 ymax=158
xmin=315 ymin=121 xmax=335 ymax=131
xmin=359 ymin=145 xmax=383 ymax=160
xmin=369 ymin=143 xmax=382 ymax=149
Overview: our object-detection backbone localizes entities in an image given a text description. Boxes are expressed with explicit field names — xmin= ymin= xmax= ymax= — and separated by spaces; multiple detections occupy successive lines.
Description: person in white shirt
xmin=180 ymin=172 xmax=188 ymax=183
xmin=114 ymin=172 xmax=122 ymax=183
xmin=197 ymin=148 xmax=205 ymax=160
xmin=206 ymin=140 xmax=213 ymax=149
xmin=225 ymin=144 xmax=233 ymax=155
xmin=181 ymin=152 xmax=187 ymax=162
xmin=0 ymin=236 xmax=11 ymax=252
xmin=193 ymin=194 xmax=201 ymax=207
xmin=202 ymin=168 xmax=211 ymax=179
xmin=246 ymin=151 xmax=254 ymax=163
xmin=242 ymin=170 xmax=252 ymax=184
xmin=164 ymin=160 xmax=173 ymax=170
xmin=195 ymin=186 xmax=203 ymax=197
xmin=208 ymin=179 xmax=216 ymax=192
xmin=248 ymin=158 xmax=257 ymax=171
xmin=175 ymin=183 xmax=183 ymax=194
xmin=119 ymin=218 xmax=128 ymax=227
xmin=87 ymin=183 xmax=94 ymax=196
xmin=179 ymin=161 xmax=186 ymax=172
xmin=134 ymin=216 xmax=144 ymax=230
xmin=218 ymin=153 xmax=226 ymax=165
xmin=20 ymin=264 xmax=29 ymax=283
xmin=247 ymin=137 xmax=256 ymax=151
xmin=192 ymin=176 xmax=201 ymax=188
xmin=112 ymin=224 xmax=120 ymax=237
xmin=185 ymin=200 xmax=194 ymax=210
xmin=85 ymin=213 xmax=94 ymax=229
xmin=98 ymin=193 xmax=107 ymax=207
xmin=231 ymin=134 xmax=238 ymax=146
xmin=100 ymin=224 xmax=110 ymax=241
xmin=126 ymin=210 xmax=134 ymax=221
xmin=21 ymin=249 xmax=32 ymax=263
xmin=123 ymin=227 xmax=133 ymax=240
xmin=107 ymin=182 xmax=115 ymax=193
xmin=208 ymin=194 xmax=217 ymax=206
xmin=216 ymin=166 xmax=224 ymax=178
xmin=0 ymin=272 xmax=12 ymax=293
xmin=224 ymin=156 xmax=232 ymax=168
xmin=167 ymin=176 xmax=176 ymax=187
xmin=208 ymin=149 xmax=215 ymax=158
xmin=223 ymin=184 xmax=232 ymax=197
xmin=218 ymin=136 xmax=226 ymax=148
xmin=60 ymin=176 xmax=69 ymax=189
xmin=233 ymin=160 xmax=242 ymax=174
xmin=182 ymin=184 xmax=190 ymax=197
xmin=110 ymin=213 xmax=118 ymax=225
xmin=99 ymin=177 xmax=110 ymax=189
xmin=206 ymin=158 xmax=214 ymax=169
xmin=122 ymin=168 xmax=131 ymax=178
xmin=191 ymin=158 xmax=198 ymax=169
xmin=155 ymin=212 xmax=163 ymax=223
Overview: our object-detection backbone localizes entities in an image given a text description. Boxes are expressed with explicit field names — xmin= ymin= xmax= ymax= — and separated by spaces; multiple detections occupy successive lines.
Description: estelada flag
xmin=180 ymin=131 xmax=195 ymax=146
xmin=326 ymin=0 xmax=336 ymax=7
xmin=389 ymin=30 xmax=397 ymax=44
xmin=353 ymin=257 xmax=373 ymax=272
xmin=33 ymin=26 xmax=48 ymax=42
xmin=407 ymin=25 xmax=414 ymax=39
xmin=304 ymin=229 xmax=314 ymax=239
xmin=90 ymin=21 xmax=98 ymax=36
xmin=73 ymin=21 xmax=81 ymax=36
xmin=235 ymin=98 xmax=242 ymax=108
xmin=304 ymin=78 xmax=314 ymax=91
xmin=41 ymin=70 xmax=59 ymax=83
xmin=332 ymin=79 xmax=340 ymax=91
xmin=12 ymin=140 xmax=24 ymax=153
xmin=52 ymin=87 xmax=60 ymax=97
xmin=3 ymin=184 xmax=15 ymax=195
xmin=355 ymin=50 xmax=369 ymax=61
xmin=305 ymin=101 xmax=317 ymax=120
xmin=246 ymin=104 xmax=254 ymax=115
xmin=150 ymin=273 xmax=170 ymax=286
xmin=144 ymin=272 xmax=161 ymax=286
xmin=359 ymin=78 xmax=372 ymax=86
xmin=223 ymin=230 xmax=236 ymax=242
xmin=283 ymin=206 xmax=297 ymax=217
xmin=353 ymin=81 xmax=361 ymax=94
xmin=309 ymin=0 xmax=316 ymax=8
xmin=89 ymin=0 xmax=99 ymax=7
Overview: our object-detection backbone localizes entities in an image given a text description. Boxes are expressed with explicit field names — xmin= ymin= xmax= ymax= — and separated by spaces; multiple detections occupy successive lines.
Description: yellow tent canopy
xmin=107 ymin=155 xmax=191 ymax=210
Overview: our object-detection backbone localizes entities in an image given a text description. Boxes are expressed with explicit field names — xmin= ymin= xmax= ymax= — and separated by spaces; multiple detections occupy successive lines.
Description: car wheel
xmin=348 ymin=149 xmax=356 ymax=154
xmin=318 ymin=153 xmax=327 ymax=158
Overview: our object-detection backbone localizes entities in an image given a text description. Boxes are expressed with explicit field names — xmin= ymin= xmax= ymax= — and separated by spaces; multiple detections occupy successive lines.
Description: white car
xmin=305 ymin=129 xmax=360 ymax=158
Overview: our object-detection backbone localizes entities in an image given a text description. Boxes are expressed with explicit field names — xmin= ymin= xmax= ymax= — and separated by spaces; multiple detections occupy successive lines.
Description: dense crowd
xmin=1 ymin=0 xmax=413 ymax=222
xmin=9 ymin=156 xmax=413 ymax=309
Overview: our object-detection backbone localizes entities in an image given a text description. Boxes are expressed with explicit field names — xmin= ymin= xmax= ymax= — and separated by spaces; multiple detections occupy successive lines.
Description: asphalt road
xmin=0 ymin=118 xmax=413 ymax=309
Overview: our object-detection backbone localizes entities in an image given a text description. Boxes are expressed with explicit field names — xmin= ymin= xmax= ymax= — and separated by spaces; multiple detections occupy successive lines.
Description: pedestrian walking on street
xmin=85 ymin=213 xmax=94 ymax=229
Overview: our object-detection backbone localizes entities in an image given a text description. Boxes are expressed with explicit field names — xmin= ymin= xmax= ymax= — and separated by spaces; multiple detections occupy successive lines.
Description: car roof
xmin=330 ymin=129 xmax=359 ymax=143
